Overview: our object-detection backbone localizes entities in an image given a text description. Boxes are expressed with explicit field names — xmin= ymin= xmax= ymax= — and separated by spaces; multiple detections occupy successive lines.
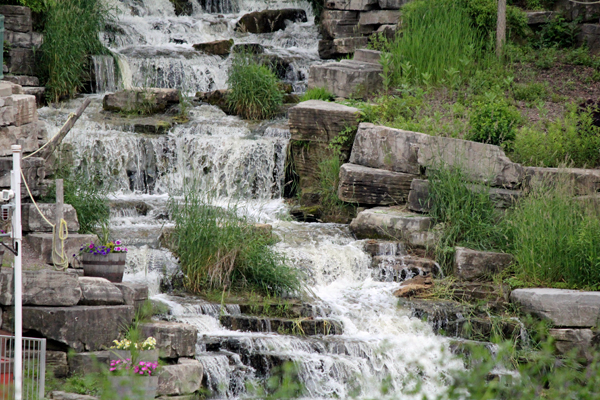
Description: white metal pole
xmin=11 ymin=145 xmax=22 ymax=400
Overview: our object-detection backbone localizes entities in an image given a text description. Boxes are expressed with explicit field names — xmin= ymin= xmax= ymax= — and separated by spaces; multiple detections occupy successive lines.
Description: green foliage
xmin=511 ymin=105 xmax=600 ymax=168
xmin=227 ymin=53 xmax=283 ymax=120
xmin=512 ymin=82 xmax=548 ymax=102
xmin=14 ymin=0 xmax=45 ymax=13
xmin=535 ymin=15 xmax=580 ymax=49
xmin=534 ymin=46 xmax=557 ymax=69
xmin=459 ymin=0 xmax=529 ymax=40
xmin=299 ymin=87 xmax=334 ymax=102
xmin=388 ymin=0 xmax=490 ymax=86
xmin=316 ymin=152 xmax=355 ymax=223
xmin=506 ymin=176 xmax=600 ymax=289
xmin=169 ymin=189 xmax=302 ymax=296
xmin=427 ymin=164 xmax=509 ymax=272
xmin=467 ymin=97 xmax=521 ymax=147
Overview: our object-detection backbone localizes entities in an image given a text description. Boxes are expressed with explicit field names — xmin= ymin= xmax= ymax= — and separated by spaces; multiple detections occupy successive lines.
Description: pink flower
xmin=89 ymin=244 xmax=94 ymax=249
xmin=115 ymin=240 xmax=122 ymax=245
xmin=115 ymin=247 xmax=121 ymax=252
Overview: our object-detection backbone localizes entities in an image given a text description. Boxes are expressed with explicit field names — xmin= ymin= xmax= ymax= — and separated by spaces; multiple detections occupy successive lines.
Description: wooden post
xmin=497 ymin=0 xmax=507 ymax=58
xmin=54 ymin=179 xmax=64 ymax=262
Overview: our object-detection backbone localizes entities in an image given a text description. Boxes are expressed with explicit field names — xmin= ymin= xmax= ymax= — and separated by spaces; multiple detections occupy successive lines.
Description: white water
xmin=37 ymin=0 xmax=465 ymax=397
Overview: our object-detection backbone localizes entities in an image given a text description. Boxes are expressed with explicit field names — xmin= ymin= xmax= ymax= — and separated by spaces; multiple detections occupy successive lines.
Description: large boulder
xmin=510 ymin=289 xmax=600 ymax=327
xmin=0 ymin=6 xmax=32 ymax=32
xmin=3 ymin=305 xmax=134 ymax=352
xmin=579 ymin=24 xmax=600 ymax=55
xmin=549 ymin=328 xmax=598 ymax=361
xmin=7 ymin=48 xmax=36 ymax=75
xmin=523 ymin=166 xmax=600 ymax=194
xmin=554 ymin=0 xmax=600 ymax=22
xmin=358 ymin=10 xmax=400 ymax=25
xmin=193 ymin=39 xmax=234 ymax=55
xmin=318 ymin=37 xmax=370 ymax=59
xmin=68 ymin=351 xmax=110 ymax=376
xmin=157 ymin=358 xmax=203 ymax=396
xmin=25 ymin=233 xmax=96 ymax=266
xmin=46 ymin=351 xmax=69 ymax=378
xmin=350 ymin=123 xmax=524 ymax=188
xmin=0 ymin=269 xmax=81 ymax=306
xmin=288 ymin=100 xmax=360 ymax=142
xmin=337 ymin=163 xmax=417 ymax=205
xmin=21 ymin=203 xmax=80 ymax=232
xmin=349 ymin=207 xmax=438 ymax=247
xmin=378 ymin=0 xmax=408 ymax=9
xmin=78 ymin=277 xmax=124 ymax=306
xmin=138 ymin=321 xmax=197 ymax=359
xmin=320 ymin=10 xmax=359 ymax=40
xmin=235 ymin=9 xmax=307 ymax=34
xmin=308 ymin=60 xmax=382 ymax=98
xmin=0 ymin=121 xmax=46 ymax=156
xmin=103 ymin=89 xmax=179 ymax=114
xmin=453 ymin=247 xmax=513 ymax=281
xmin=113 ymin=282 xmax=149 ymax=311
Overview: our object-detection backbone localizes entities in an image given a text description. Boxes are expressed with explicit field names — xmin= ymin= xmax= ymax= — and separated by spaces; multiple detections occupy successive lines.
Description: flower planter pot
xmin=81 ymin=252 xmax=126 ymax=283
xmin=109 ymin=349 xmax=159 ymax=363
xmin=108 ymin=375 xmax=158 ymax=400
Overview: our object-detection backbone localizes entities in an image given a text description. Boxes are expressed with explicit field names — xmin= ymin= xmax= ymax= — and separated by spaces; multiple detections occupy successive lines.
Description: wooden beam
xmin=54 ymin=178 xmax=64 ymax=267
xmin=39 ymin=97 xmax=91 ymax=160
xmin=497 ymin=0 xmax=507 ymax=57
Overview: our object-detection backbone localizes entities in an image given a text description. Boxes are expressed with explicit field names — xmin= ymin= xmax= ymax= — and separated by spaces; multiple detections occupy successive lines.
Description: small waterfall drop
xmin=91 ymin=55 xmax=118 ymax=93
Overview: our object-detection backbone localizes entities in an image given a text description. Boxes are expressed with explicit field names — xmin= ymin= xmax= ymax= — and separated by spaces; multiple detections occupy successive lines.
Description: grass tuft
xmin=300 ymin=87 xmax=335 ymax=102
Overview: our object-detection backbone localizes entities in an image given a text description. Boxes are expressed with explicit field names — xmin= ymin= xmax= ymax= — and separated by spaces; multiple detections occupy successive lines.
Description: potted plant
xmin=108 ymin=358 xmax=159 ymax=400
xmin=78 ymin=239 xmax=128 ymax=283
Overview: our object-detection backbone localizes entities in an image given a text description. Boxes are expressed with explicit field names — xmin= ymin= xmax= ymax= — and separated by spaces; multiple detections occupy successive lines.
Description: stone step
xmin=219 ymin=315 xmax=343 ymax=335
xmin=526 ymin=11 xmax=557 ymax=25
xmin=21 ymin=202 xmax=79 ymax=232
xmin=319 ymin=37 xmax=370 ymax=59
xmin=139 ymin=321 xmax=197 ymax=359
xmin=22 ymin=86 xmax=45 ymax=106
xmin=308 ymin=59 xmax=382 ymax=99
xmin=371 ymin=255 xmax=438 ymax=282
xmin=362 ymin=239 xmax=405 ymax=256
xmin=288 ymin=100 xmax=360 ymax=142
xmin=0 ymin=269 xmax=81 ymax=306
xmin=454 ymin=247 xmax=513 ymax=281
xmin=337 ymin=163 xmax=417 ymax=205
xmin=350 ymin=206 xmax=439 ymax=247
xmin=2 ymin=75 xmax=39 ymax=87
xmin=353 ymin=49 xmax=381 ymax=64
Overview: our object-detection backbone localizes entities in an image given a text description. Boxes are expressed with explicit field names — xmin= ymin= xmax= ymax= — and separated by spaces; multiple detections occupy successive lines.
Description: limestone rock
xmin=353 ymin=49 xmax=381 ymax=64
xmin=4 ymin=305 xmax=134 ymax=352
xmin=193 ymin=39 xmax=234 ymax=55
xmin=25 ymin=233 xmax=96 ymax=266
xmin=232 ymin=43 xmax=264 ymax=54
xmin=8 ymin=48 xmax=36 ymax=75
xmin=454 ymin=247 xmax=513 ymax=281
xmin=378 ymin=0 xmax=408 ymax=9
xmin=68 ymin=351 xmax=110 ymax=376
xmin=372 ymin=255 xmax=437 ymax=282
xmin=0 ymin=269 xmax=82 ymax=306
xmin=362 ymin=239 xmax=404 ymax=256
xmin=103 ymin=88 xmax=179 ymax=114
xmin=393 ymin=275 xmax=433 ymax=297
xmin=21 ymin=203 xmax=79 ymax=232
xmin=0 ymin=107 xmax=17 ymax=128
xmin=196 ymin=89 xmax=230 ymax=113
xmin=325 ymin=0 xmax=378 ymax=11
xmin=0 ymin=82 xmax=12 ymax=97
xmin=4 ymin=31 xmax=42 ymax=49
xmin=235 ymin=9 xmax=307 ymax=33
xmin=0 ymin=121 xmax=46 ymax=156
xmin=407 ymin=179 xmax=430 ymax=213
xmin=318 ymin=37 xmax=371 ymax=59
xmin=554 ymin=0 xmax=600 ymax=22
xmin=549 ymin=328 xmax=597 ymax=361
xmin=510 ymin=289 xmax=600 ymax=327
xmin=78 ymin=277 xmax=125 ymax=306
xmin=375 ymin=24 xmax=397 ymax=40
xmin=139 ymin=321 xmax=197 ymax=358
xmin=526 ymin=11 xmax=556 ymax=25
xmin=9 ymin=94 xmax=37 ymax=127
xmin=288 ymin=100 xmax=360 ymax=142
xmin=157 ymin=359 xmax=203 ymax=396
xmin=46 ymin=351 xmax=69 ymax=378
xmin=578 ymin=24 xmax=600 ymax=55
xmin=220 ymin=315 xmax=343 ymax=335
xmin=337 ymin=163 xmax=417 ymax=205
xmin=359 ymin=10 xmax=400 ymax=25
xmin=22 ymin=86 xmax=45 ymax=106
xmin=524 ymin=166 xmax=600 ymax=194
xmin=49 ymin=392 xmax=98 ymax=400
xmin=308 ymin=60 xmax=382 ymax=98
xmin=320 ymin=10 xmax=359 ymax=39
xmin=350 ymin=206 xmax=438 ymax=247
xmin=0 ymin=6 xmax=32 ymax=32
xmin=113 ymin=282 xmax=149 ymax=311
xmin=290 ymin=141 xmax=341 ymax=190
xmin=0 ymin=156 xmax=45 ymax=195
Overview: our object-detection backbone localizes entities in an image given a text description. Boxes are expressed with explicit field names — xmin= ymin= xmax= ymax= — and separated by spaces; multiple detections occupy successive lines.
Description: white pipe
xmin=11 ymin=145 xmax=22 ymax=400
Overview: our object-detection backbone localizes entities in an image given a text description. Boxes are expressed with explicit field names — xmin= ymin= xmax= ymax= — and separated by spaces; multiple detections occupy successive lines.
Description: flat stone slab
xmin=78 ymin=277 xmax=124 ymax=305
xmin=359 ymin=10 xmax=400 ymax=25
xmin=0 ymin=269 xmax=81 ymax=306
xmin=139 ymin=321 xmax=197 ymax=358
xmin=337 ymin=163 xmax=417 ymax=205
xmin=510 ymin=289 xmax=600 ymax=327
xmin=25 ymin=233 xmax=96 ymax=266
xmin=49 ymin=392 xmax=98 ymax=400
xmin=372 ymin=255 xmax=437 ymax=282
xmin=353 ymin=49 xmax=381 ymax=64
xmin=68 ymin=351 xmax=110 ymax=376
xmin=47 ymin=350 xmax=68 ymax=378
xmin=325 ymin=0 xmax=378 ymax=11
xmin=524 ymin=166 xmax=600 ymax=194
xmin=113 ymin=282 xmax=149 ymax=311
xmin=288 ymin=100 xmax=360 ymax=142
xmin=527 ymin=11 xmax=556 ymax=25
xmin=454 ymin=247 xmax=513 ymax=281
xmin=3 ymin=305 xmax=134 ymax=352
xmin=157 ymin=358 xmax=203 ymax=396
xmin=21 ymin=203 xmax=79 ymax=232
xmin=219 ymin=315 xmax=343 ymax=335
xmin=350 ymin=207 xmax=439 ymax=247
xmin=549 ymin=328 xmax=597 ymax=361
xmin=308 ymin=60 xmax=382 ymax=99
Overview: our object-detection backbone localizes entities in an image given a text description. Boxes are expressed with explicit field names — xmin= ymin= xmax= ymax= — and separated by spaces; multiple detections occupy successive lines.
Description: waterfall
xmin=91 ymin=55 xmax=118 ymax=93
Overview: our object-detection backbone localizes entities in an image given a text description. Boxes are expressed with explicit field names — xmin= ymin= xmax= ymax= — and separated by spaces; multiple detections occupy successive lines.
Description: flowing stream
xmin=38 ymin=0 xmax=465 ymax=397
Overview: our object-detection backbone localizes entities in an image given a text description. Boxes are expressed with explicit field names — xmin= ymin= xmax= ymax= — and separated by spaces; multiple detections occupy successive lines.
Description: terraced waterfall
xmin=38 ymin=0 xmax=464 ymax=397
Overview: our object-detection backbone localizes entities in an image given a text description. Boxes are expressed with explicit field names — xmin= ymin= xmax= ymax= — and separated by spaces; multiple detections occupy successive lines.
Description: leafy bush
xmin=467 ymin=98 xmax=521 ymax=147
xmin=388 ymin=0 xmax=489 ymax=86
xmin=169 ymin=190 xmax=302 ymax=296
xmin=535 ymin=15 xmax=580 ymax=49
xmin=40 ymin=0 xmax=112 ymax=102
xmin=506 ymin=177 xmax=600 ymax=288
xmin=512 ymin=82 xmax=548 ymax=102
xmin=534 ymin=47 xmax=557 ymax=69
xmin=300 ymin=87 xmax=335 ymax=102
xmin=427 ymin=165 xmax=508 ymax=271
xmin=511 ymin=105 xmax=600 ymax=168
xmin=459 ymin=0 xmax=529 ymax=40
xmin=227 ymin=54 xmax=283 ymax=120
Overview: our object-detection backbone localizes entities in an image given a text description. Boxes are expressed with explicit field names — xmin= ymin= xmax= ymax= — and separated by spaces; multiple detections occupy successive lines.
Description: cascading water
xmin=91 ymin=55 xmax=118 ymax=93
xmin=37 ymin=0 xmax=466 ymax=397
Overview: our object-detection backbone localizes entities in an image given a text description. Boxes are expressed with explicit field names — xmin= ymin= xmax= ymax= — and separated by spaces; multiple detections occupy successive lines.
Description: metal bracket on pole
xmin=11 ymin=144 xmax=23 ymax=400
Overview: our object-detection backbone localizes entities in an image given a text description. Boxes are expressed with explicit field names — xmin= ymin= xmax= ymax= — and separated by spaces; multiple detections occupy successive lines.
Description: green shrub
xmin=506 ymin=177 xmax=600 ymax=288
xmin=227 ymin=54 xmax=283 ymax=120
xmin=511 ymin=105 xmax=600 ymax=168
xmin=535 ymin=15 xmax=580 ymax=49
xmin=40 ymin=0 xmax=112 ymax=102
xmin=467 ymin=98 xmax=521 ymax=147
xmin=388 ymin=0 xmax=490 ymax=86
xmin=169 ymin=190 xmax=302 ymax=296
xmin=512 ymin=82 xmax=548 ymax=102
xmin=427 ymin=164 xmax=508 ymax=271
xmin=535 ymin=47 xmax=557 ymax=69
xmin=299 ymin=87 xmax=335 ymax=102
xmin=459 ymin=0 xmax=529 ymax=41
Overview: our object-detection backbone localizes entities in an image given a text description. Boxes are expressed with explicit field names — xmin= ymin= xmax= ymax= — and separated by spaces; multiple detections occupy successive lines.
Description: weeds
xmin=300 ymin=87 xmax=335 ymax=102
xmin=467 ymin=97 xmax=521 ymax=148
xmin=227 ymin=53 xmax=283 ymax=120
xmin=169 ymin=189 xmax=302 ymax=296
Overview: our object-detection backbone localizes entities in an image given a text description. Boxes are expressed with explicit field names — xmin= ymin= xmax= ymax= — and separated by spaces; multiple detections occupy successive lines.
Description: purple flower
xmin=115 ymin=240 xmax=121 ymax=245
xmin=115 ymin=247 xmax=121 ymax=252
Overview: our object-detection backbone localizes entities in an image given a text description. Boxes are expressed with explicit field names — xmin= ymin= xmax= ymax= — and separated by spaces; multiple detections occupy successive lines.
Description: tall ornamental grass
xmin=506 ymin=177 xmax=600 ymax=288
xmin=169 ymin=190 xmax=302 ymax=296
xmin=227 ymin=54 xmax=283 ymax=120
xmin=40 ymin=0 xmax=112 ymax=102
xmin=388 ymin=0 xmax=490 ymax=86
